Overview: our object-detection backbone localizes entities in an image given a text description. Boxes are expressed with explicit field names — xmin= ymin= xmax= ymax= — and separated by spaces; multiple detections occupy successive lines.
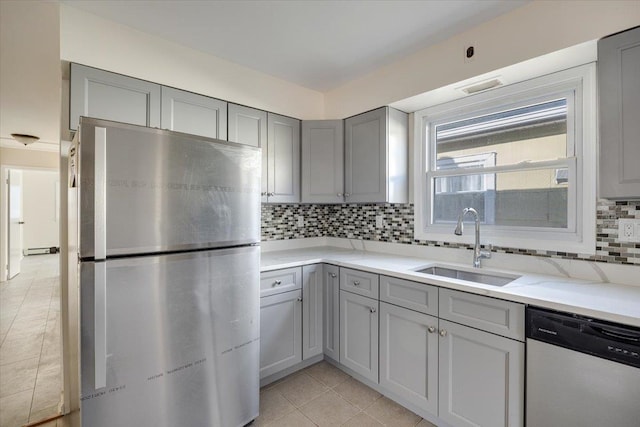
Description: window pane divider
xmin=428 ymin=158 xmax=573 ymax=178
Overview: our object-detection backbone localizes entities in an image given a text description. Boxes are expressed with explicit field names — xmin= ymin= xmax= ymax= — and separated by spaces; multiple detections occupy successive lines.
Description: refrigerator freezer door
xmin=79 ymin=246 xmax=260 ymax=427
xmin=76 ymin=118 xmax=261 ymax=259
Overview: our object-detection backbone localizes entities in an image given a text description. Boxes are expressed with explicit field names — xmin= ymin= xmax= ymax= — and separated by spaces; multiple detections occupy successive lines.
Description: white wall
xmin=324 ymin=1 xmax=640 ymax=118
xmin=22 ymin=170 xmax=59 ymax=251
xmin=60 ymin=4 xmax=324 ymax=120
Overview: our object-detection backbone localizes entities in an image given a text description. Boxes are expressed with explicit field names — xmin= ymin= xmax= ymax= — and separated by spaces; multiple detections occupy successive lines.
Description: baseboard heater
xmin=24 ymin=247 xmax=59 ymax=255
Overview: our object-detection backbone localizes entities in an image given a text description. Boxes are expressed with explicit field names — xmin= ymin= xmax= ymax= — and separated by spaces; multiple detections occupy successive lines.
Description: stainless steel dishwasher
xmin=526 ymin=307 xmax=640 ymax=427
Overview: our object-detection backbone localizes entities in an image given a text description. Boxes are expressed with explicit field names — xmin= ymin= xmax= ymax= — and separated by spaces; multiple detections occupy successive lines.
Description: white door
xmin=8 ymin=169 xmax=23 ymax=279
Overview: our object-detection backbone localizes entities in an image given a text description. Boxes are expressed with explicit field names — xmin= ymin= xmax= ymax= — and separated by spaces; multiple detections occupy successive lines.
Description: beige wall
xmin=60 ymin=4 xmax=324 ymax=120
xmin=324 ymin=1 xmax=640 ymax=118
xmin=0 ymin=147 xmax=59 ymax=169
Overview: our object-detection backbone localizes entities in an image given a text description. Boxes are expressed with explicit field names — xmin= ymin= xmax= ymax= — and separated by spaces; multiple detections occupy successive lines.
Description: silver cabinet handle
xmin=272 ymin=280 xmax=282 ymax=287
xmin=369 ymin=307 xmax=377 ymax=313
xmin=261 ymin=192 xmax=267 ymax=196
xmin=337 ymin=193 xmax=343 ymax=197
xmin=297 ymin=297 xmax=303 ymax=302
xmin=353 ymin=281 xmax=360 ymax=286
xmin=330 ymin=273 xmax=337 ymax=278
xmin=427 ymin=326 xmax=436 ymax=334
xmin=268 ymin=192 xmax=275 ymax=197
xmin=439 ymin=329 xmax=447 ymax=337
xmin=344 ymin=193 xmax=351 ymax=197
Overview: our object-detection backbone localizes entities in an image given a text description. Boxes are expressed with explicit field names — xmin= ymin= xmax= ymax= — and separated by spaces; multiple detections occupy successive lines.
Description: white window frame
xmin=414 ymin=64 xmax=596 ymax=254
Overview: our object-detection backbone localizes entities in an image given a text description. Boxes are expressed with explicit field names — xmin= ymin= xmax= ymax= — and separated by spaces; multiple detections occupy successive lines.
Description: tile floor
xmin=256 ymin=361 xmax=437 ymax=427
xmin=0 ymin=254 xmax=62 ymax=427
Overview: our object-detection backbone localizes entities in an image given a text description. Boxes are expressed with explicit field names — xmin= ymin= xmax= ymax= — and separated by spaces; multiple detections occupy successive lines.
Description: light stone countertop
xmin=261 ymin=245 xmax=640 ymax=328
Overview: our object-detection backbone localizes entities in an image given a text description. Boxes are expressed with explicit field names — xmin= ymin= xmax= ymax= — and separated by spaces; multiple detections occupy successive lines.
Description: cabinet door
xmin=160 ymin=86 xmax=227 ymax=140
xmin=70 ymin=63 xmax=160 ymax=131
xmin=266 ymin=113 xmax=301 ymax=203
xmin=260 ymin=290 xmax=302 ymax=379
xmin=228 ymin=103 xmax=267 ymax=148
xmin=340 ymin=290 xmax=378 ymax=383
xmin=379 ymin=302 xmax=438 ymax=415
xmin=599 ymin=26 xmax=640 ymax=198
xmin=438 ymin=320 xmax=524 ymax=427
xmin=302 ymin=264 xmax=323 ymax=360
xmin=323 ymin=265 xmax=340 ymax=361
xmin=301 ymin=120 xmax=344 ymax=203
xmin=345 ymin=107 xmax=387 ymax=203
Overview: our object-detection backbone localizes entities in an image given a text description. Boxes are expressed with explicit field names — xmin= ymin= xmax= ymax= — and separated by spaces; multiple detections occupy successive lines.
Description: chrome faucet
xmin=454 ymin=207 xmax=491 ymax=268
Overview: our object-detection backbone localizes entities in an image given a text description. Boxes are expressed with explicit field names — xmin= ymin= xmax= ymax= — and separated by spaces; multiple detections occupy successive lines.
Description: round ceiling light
xmin=11 ymin=133 xmax=40 ymax=145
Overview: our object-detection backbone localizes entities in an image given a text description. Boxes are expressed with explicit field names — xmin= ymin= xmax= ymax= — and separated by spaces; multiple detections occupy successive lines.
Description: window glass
xmin=435 ymin=99 xmax=568 ymax=169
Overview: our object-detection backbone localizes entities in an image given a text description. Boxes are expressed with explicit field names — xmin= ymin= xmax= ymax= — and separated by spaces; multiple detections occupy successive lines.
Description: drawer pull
xmin=353 ymin=281 xmax=360 ymax=286
xmin=297 ymin=297 xmax=303 ymax=302
xmin=369 ymin=307 xmax=377 ymax=313
xmin=427 ymin=326 xmax=436 ymax=334
xmin=272 ymin=280 xmax=282 ymax=287
xmin=330 ymin=273 xmax=337 ymax=278
xmin=439 ymin=329 xmax=447 ymax=337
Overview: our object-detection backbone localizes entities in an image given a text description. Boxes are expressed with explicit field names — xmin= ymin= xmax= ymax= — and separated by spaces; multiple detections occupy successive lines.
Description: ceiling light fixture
xmin=11 ymin=133 xmax=40 ymax=145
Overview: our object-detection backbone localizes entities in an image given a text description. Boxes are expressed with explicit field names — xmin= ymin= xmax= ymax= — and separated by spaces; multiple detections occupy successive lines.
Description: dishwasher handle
xmin=586 ymin=325 xmax=640 ymax=343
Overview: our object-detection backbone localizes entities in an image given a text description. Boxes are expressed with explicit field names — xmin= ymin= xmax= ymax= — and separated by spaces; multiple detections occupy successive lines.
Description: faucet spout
xmin=454 ymin=208 xmax=491 ymax=268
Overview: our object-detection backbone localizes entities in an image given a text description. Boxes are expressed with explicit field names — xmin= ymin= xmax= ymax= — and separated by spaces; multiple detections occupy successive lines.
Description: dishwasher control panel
xmin=526 ymin=306 xmax=640 ymax=369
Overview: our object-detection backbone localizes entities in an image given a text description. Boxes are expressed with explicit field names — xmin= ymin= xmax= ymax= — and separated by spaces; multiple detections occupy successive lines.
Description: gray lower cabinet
xmin=344 ymin=106 xmax=408 ymax=203
xmin=323 ymin=265 xmax=340 ymax=361
xmin=160 ymin=86 xmax=227 ymax=140
xmin=264 ymin=113 xmax=301 ymax=203
xmin=438 ymin=319 xmax=524 ymax=427
xmin=70 ymin=63 xmax=160 ymax=131
xmin=228 ymin=103 xmax=267 ymax=148
xmin=301 ymin=120 xmax=344 ymax=203
xmin=379 ymin=302 xmax=438 ymax=415
xmin=302 ymin=264 xmax=323 ymax=360
xmin=598 ymin=26 xmax=640 ymax=198
xmin=339 ymin=290 xmax=379 ymax=383
xmin=259 ymin=289 xmax=302 ymax=379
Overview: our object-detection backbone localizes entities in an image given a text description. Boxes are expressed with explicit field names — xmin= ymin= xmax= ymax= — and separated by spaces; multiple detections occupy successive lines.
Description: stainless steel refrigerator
xmin=67 ymin=117 xmax=261 ymax=427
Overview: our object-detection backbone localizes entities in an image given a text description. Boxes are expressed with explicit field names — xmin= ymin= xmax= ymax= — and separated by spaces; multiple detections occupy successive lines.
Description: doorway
xmin=0 ymin=167 xmax=63 ymax=426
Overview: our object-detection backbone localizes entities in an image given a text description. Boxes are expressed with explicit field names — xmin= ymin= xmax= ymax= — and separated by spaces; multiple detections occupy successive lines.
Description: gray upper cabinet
xmin=599 ymin=26 xmax=640 ymax=199
xmin=438 ymin=319 xmax=524 ymax=427
xmin=344 ymin=107 xmax=408 ymax=203
xmin=70 ymin=63 xmax=160 ymax=131
xmin=265 ymin=113 xmax=301 ymax=203
xmin=339 ymin=290 xmax=379 ymax=383
xmin=301 ymin=120 xmax=345 ymax=203
xmin=228 ymin=103 xmax=267 ymax=148
xmin=323 ymin=264 xmax=340 ymax=362
xmin=380 ymin=302 xmax=439 ymax=415
xmin=160 ymin=87 xmax=227 ymax=140
xmin=302 ymin=264 xmax=323 ymax=360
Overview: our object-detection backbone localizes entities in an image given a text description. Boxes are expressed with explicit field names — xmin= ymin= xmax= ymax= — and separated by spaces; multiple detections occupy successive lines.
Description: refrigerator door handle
xmin=94 ymin=262 xmax=107 ymax=389
xmin=94 ymin=127 xmax=107 ymax=260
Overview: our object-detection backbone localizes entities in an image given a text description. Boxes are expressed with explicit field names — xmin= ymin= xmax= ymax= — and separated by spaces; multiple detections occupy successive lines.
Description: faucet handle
xmin=480 ymin=244 xmax=492 ymax=259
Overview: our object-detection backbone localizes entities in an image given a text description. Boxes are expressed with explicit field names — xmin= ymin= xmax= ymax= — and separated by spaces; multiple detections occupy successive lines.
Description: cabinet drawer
xmin=340 ymin=268 xmax=379 ymax=299
xmin=439 ymin=289 xmax=524 ymax=341
xmin=260 ymin=267 xmax=302 ymax=297
xmin=380 ymin=275 xmax=438 ymax=316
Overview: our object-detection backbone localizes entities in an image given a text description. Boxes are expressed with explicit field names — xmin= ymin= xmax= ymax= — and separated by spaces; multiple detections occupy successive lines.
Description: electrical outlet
xmin=376 ymin=215 xmax=384 ymax=229
xmin=297 ymin=216 xmax=304 ymax=228
xmin=618 ymin=219 xmax=640 ymax=243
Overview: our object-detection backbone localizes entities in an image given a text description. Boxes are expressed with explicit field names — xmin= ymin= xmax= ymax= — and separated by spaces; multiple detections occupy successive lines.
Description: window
xmin=414 ymin=64 xmax=596 ymax=254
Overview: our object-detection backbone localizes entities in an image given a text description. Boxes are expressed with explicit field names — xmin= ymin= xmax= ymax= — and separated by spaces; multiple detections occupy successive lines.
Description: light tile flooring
xmin=257 ymin=361 xmax=437 ymax=427
xmin=0 ymin=255 xmax=62 ymax=427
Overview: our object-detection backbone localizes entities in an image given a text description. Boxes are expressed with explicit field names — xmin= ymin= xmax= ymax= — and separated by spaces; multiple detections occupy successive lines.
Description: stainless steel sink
xmin=414 ymin=266 xmax=519 ymax=286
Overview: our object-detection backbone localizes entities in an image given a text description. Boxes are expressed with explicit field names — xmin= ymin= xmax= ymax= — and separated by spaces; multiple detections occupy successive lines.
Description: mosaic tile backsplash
xmin=261 ymin=200 xmax=640 ymax=266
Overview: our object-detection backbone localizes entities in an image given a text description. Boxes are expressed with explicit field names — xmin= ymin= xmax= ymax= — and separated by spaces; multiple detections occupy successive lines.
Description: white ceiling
xmin=62 ymin=0 xmax=528 ymax=92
